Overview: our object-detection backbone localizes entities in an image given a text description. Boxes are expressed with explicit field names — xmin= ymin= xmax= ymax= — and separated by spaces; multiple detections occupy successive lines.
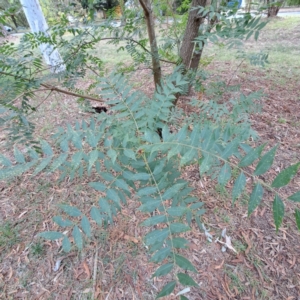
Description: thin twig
xmin=227 ymin=59 xmax=245 ymax=86
xmin=92 ymin=248 xmax=99 ymax=300
xmin=0 ymin=70 xmax=105 ymax=103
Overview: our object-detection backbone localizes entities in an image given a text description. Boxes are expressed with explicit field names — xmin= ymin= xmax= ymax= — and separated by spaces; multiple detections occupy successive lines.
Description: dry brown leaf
xmin=83 ymin=261 xmax=91 ymax=279
xmin=214 ymin=260 xmax=225 ymax=270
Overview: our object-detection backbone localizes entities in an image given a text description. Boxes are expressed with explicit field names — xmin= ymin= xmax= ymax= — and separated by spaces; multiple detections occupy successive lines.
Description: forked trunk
xmin=179 ymin=0 xmax=208 ymax=69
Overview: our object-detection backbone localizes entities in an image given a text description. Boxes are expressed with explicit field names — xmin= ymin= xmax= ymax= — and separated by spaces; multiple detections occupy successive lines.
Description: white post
xmin=20 ymin=0 xmax=65 ymax=73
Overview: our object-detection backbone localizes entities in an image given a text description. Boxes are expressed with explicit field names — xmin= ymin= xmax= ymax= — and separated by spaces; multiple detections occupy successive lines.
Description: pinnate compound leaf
xmin=156 ymin=281 xmax=176 ymax=299
xmin=73 ymin=226 xmax=83 ymax=250
xmin=174 ymin=254 xmax=197 ymax=272
xmin=62 ymin=236 xmax=71 ymax=252
xmin=81 ymin=216 xmax=92 ymax=237
xmin=232 ymin=172 xmax=246 ymax=203
xmin=141 ymin=215 xmax=167 ymax=226
xmin=177 ymin=273 xmax=198 ymax=286
xmin=218 ymin=163 xmax=231 ymax=186
xmin=254 ymin=145 xmax=277 ymax=175
xmin=152 ymin=263 xmax=173 ymax=278
xmin=60 ymin=205 xmax=82 ymax=217
xmin=248 ymin=184 xmax=264 ymax=216
xmin=39 ymin=231 xmax=64 ymax=240
xmin=295 ymin=209 xmax=300 ymax=230
xmin=271 ymin=163 xmax=300 ymax=188
xmin=90 ymin=207 xmax=102 ymax=225
xmin=273 ymin=194 xmax=284 ymax=231
xmin=239 ymin=144 xmax=265 ymax=167
xmin=288 ymin=191 xmax=300 ymax=202
xmin=53 ymin=216 xmax=73 ymax=227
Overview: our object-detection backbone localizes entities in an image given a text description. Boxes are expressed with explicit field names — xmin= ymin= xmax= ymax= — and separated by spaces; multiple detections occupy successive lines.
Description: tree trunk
xmin=20 ymin=0 xmax=65 ymax=73
xmin=267 ymin=0 xmax=283 ymax=17
xmin=179 ymin=0 xmax=208 ymax=70
xmin=139 ymin=0 xmax=162 ymax=87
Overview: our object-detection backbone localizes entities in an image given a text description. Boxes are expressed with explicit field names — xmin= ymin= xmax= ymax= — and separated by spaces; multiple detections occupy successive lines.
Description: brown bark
xmin=267 ymin=0 xmax=283 ymax=17
xmin=139 ymin=0 xmax=162 ymax=87
xmin=179 ymin=0 xmax=208 ymax=69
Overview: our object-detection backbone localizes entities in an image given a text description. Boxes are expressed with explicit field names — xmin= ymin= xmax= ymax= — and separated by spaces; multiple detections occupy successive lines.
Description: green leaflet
xmin=41 ymin=140 xmax=53 ymax=156
xmin=89 ymin=182 xmax=106 ymax=191
xmin=295 ymin=209 xmax=300 ymax=230
xmin=273 ymin=194 xmax=284 ymax=231
xmin=177 ymin=273 xmax=199 ymax=286
xmin=254 ymin=145 xmax=277 ymax=176
xmin=114 ymin=179 xmax=131 ymax=192
xmin=0 ymin=154 xmax=12 ymax=167
xmin=107 ymin=149 xmax=117 ymax=164
xmin=150 ymin=247 xmax=171 ymax=263
xmin=174 ymin=254 xmax=197 ymax=272
xmin=288 ymin=191 xmax=300 ymax=202
xmin=167 ymin=206 xmax=188 ymax=217
xmin=162 ymin=183 xmax=186 ymax=200
xmin=199 ymin=154 xmax=214 ymax=175
xmin=152 ymin=263 xmax=173 ymax=278
xmin=138 ymin=199 xmax=161 ymax=213
xmin=106 ymin=189 xmax=121 ymax=208
xmin=248 ymin=183 xmax=263 ymax=216
xmin=59 ymin=205 xmax=82 ymax=217
xmin=99 ymin=198 xmax=111 ymax=216
xmin=50 ymin=153 xmax=68 ymax=172
xmin=14 ymin=146 xmax=25 ymax=163
xmin=39 ymin=231 xmax=64 ymax=240
xmin=88 ymin=149 xmax=98 ymax=172
xmin=123 ymin=149 xmax=136 ymax=160
xmin=53 ymin=216 xmax=73 ymax=227
xmin=141 ymin=215 xmax=167 ymax=226
xmin=62 ymin=236 xmax=71 ymax=252
xmin=218 ymin=163 xmax=231 ymax=186
xmin=33 ymin=156 xmax=52 ymax=175
xmin=81 ymin=216 xmax=92 ymax=238
xmin=169 ymin=223 xmax=190 ymax=233
xmin=144 ymin=228 xmax=169 ymax=246
xmin=239 ymin=143 xmax=265 ymax=167
xmin=232 ymin=172 xmax=246 ymax=203
xmin=72 ymin=226 xmax=83 ymax=250
xmin=156 ymin=281 xmax=176 ymax=299
xmin=271 ymin=162 xmax=300 ymax=188
xmin=90 ymin=207 xmax=102 ymax=225
xmin=137 ymin=186 xmax=157 ymax=197
xmin=166 ymin=237 xmax=189 ymax=249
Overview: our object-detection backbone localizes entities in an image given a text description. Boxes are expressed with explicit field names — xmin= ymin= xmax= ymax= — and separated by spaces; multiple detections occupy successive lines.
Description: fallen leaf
xmin=83 ymin=261 xmax=91 ymax=278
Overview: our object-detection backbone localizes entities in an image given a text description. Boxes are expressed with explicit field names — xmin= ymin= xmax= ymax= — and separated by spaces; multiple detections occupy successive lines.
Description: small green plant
xmin=0 ymin=222 xmax=19 ymax=249
xmin=30 ymin=241 xmax=45 ymax=256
